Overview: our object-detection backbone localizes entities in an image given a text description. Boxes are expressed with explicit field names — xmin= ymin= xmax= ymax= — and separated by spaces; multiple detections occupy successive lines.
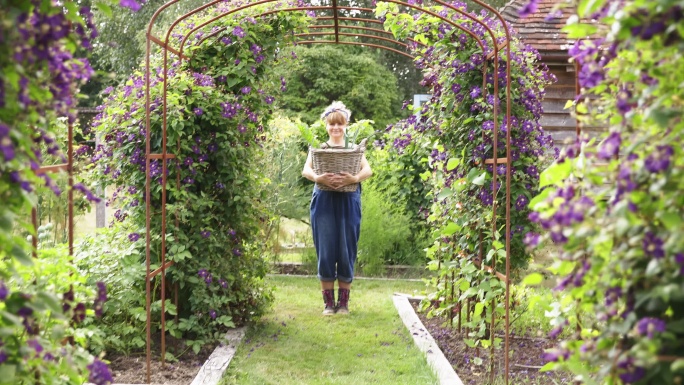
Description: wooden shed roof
xmin=500 ymin=0 xmax=574 ymax=56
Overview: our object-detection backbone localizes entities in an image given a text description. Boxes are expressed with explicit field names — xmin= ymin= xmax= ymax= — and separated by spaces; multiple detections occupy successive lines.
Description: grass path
xmin=220 ymin=275 xmax=439 ymax=385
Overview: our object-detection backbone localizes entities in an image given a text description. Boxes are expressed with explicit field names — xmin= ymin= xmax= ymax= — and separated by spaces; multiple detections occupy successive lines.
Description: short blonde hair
xmin=321 ymin=101 xmax=351 ymax=125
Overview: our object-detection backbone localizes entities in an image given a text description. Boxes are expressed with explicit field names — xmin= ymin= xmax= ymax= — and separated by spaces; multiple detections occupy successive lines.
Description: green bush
xmin=358 ymin=183 xmax=418 ymax=275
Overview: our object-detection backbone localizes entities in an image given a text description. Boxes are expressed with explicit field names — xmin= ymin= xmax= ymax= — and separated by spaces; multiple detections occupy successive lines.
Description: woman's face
xmin=326 ymin=121 xmax=346 ymax=141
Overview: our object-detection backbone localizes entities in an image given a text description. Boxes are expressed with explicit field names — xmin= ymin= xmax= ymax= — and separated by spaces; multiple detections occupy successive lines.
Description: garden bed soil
xmin=411 ymin=301 xmax=571 ymax=385
xmin=108 ymin=337 xmax=216 ymax=385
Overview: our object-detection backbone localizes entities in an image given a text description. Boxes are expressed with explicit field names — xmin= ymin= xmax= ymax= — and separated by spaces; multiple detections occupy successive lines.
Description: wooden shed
xmin=500 ymin=0 xmax=587 ymax=146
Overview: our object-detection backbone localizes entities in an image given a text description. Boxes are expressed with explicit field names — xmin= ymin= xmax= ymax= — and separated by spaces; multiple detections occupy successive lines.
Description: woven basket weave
xmin=311 ymin=138 xmax=368 ymax=192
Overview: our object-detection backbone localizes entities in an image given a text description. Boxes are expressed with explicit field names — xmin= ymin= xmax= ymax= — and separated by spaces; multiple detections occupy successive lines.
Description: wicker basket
xmin=311 ymin=138 xmax=368 ymax=192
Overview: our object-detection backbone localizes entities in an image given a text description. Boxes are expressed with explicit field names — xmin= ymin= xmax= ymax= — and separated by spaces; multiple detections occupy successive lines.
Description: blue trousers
xmin=310 ymin=185 xmax=362 ymax=283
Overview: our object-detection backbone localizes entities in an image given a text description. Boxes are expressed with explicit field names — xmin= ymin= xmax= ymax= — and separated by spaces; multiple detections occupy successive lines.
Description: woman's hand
xmin=335 ymin=172 xmax=359 ymax=188
xmin=315 ymin=173 xmax=339 ymax=189
xmin=316 ymin=173 xmax=358 ymax=190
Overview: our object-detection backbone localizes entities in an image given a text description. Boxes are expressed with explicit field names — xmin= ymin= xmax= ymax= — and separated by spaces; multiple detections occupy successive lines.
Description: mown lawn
xmin=220 ymin=275 xmax=438 ymax=385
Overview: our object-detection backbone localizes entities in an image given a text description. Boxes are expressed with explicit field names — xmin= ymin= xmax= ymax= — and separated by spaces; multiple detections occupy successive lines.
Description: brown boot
xmin=322 ymin=289 xmax=335 ymax=315
xmin=336 ymin=288 xmax=350 ymax=314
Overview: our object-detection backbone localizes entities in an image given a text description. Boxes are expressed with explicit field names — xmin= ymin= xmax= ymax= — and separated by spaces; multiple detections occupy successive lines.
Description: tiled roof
xmin=500 ymin=0 xmax=575 ymax=54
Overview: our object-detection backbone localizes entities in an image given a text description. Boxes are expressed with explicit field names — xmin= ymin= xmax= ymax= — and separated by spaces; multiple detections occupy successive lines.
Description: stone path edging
xmin=393 ymin=294 xmax=464 ymax=385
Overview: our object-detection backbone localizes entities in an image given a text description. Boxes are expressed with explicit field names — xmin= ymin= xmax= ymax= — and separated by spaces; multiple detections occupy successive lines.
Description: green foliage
xmin=262 ymin=114 xmax=312 ymax=222
xmin=74 ymin=224 xmax=148 ymax=354
xmin=1 ymin=0 xmax=123 ymax=381
xmin=87 ymin=6 xmax=310 ymax=349
xmin=274 ymin=45 xmax=403 ymax=129
xmin=357 ymin=182 xmax=413 ymax=275
xmin=0 ymin=247 xmax=108 ymax=385
xmin=526 ymin=0 xmax=684 ymax=383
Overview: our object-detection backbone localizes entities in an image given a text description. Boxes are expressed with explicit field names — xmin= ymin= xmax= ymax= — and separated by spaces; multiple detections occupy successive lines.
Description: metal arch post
xmin=466 ymin=1 xmax=514 ymax=383
xmin=144 ymin=1 xmax=182 ymax=382
xmin=332 ymin=0 xmax=339 ymax=43
xmin=68 ymin=120 xmax=74 ymax=257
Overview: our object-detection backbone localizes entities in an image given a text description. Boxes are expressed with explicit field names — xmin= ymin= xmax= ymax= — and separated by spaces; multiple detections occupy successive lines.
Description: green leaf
xmin=474 ymin=302 xmax=484 ymax=317
xmin=0 ymin=213 xmax=12 ymax=231
xmin=528 ymin=187 xmax=552 ymax=210
xmin=521 ymin=273 xmax=544 ymax=287
xmin=563 ymin=100 xmax=575 ymax=110
xmin=441 ymin=222 xmax=461 ymax=236
xmin=660 ymin=212 xmax=682 ymax=231
xmin=561 ymin=23 xmax=599 ymax=39
xmin=63 ymin=2 xmax=81 ymax=23
xmin=672 ymin=359 xmax=684 ymax=373
xmin=577 ymin=0 xmax=603 ymax=18
xmin=539 ymin=161 xmax=572 ymax=188
xmin=94 ymin=2 xmax=113 ymax=17
xmin=446 ymin=158 xmax=460 ymax=171
xmin=437 ymin=188 xmax=453 ymax=201
xmin=0 ymin=364 xmax=17 ymax=382
xmin=37 ymin=292 xmax=62 ymax=314
xmin=539 ymin=362 xmax=556 ymax=372
xmin=11 ymin=245 xmax=32 ymax=266
xmin=472 ymin=172 xmax=486 ymax=186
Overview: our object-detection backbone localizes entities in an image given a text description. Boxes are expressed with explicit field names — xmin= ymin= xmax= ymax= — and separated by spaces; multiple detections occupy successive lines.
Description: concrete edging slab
xmin=393 ymin=295 xmax=464 ymax=385
xmin=189 ymin=326 xmax=246 ymax=385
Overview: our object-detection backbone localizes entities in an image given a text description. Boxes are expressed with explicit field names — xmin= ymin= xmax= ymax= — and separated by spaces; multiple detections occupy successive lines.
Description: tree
xmin=275 ymin=45 xmax=402 ymax=129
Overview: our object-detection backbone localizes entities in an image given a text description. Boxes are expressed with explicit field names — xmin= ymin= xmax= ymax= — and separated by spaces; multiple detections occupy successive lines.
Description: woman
xmin=301 ymin=101 xmax=372 ymax=315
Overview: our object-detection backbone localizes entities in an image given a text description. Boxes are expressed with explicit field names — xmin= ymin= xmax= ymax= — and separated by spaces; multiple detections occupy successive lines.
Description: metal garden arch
xmin=143 ymin=0 xmax=515 ymax=383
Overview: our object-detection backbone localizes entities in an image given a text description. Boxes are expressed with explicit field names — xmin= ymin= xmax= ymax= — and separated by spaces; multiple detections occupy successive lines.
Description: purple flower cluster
xmin=221 ymin=102 xmax=242 ymax=119
xmin=232 ymin=26 xmax=246 ymax=38
xmin=0 ymin=280 xmax=8 ymax=301
xmin=392 ymin=133 xmax=412 ymax=153
xmin=94 ymin=282 xmax=107 ymax=317
xmin=515 ymin=194 xmax=529 ymax=211
xmin=617 ymin=356 xmax=646 ymax=383
xmin=528 ymin=185 xmax=594 ymax=244
xmin=597 ymin=131 xmax=621 ymax=160
xmin=193 ymin=72 xmax=214 ymax=87
xmin=635 ymin=317 xmax=666 ymax=339
xmin=644 ymin=145 xmax=673 ymax=173
xmin=75 ymin=7 xmax=98 ymax=50
xmin=73 ymin=183 xmax=102 ymax=203
xmin=642 ymin=232 xmax=665 ymax=259
xmin=87 ymin=358 xmax=114 ymax=385
xmin=0 ymin=123 xmax=14 ymax=162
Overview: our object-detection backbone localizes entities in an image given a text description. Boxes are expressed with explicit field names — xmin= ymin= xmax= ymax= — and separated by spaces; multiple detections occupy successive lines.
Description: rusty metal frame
xmin=144 ymin=0 xmax=513 ymax=383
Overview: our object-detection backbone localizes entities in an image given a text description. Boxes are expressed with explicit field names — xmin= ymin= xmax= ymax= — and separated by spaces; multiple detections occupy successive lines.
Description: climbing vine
xmin=525 ymin=0 xmax=684 ymax=383
xmin=376 ymin=1 xmax=555 ymax=349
